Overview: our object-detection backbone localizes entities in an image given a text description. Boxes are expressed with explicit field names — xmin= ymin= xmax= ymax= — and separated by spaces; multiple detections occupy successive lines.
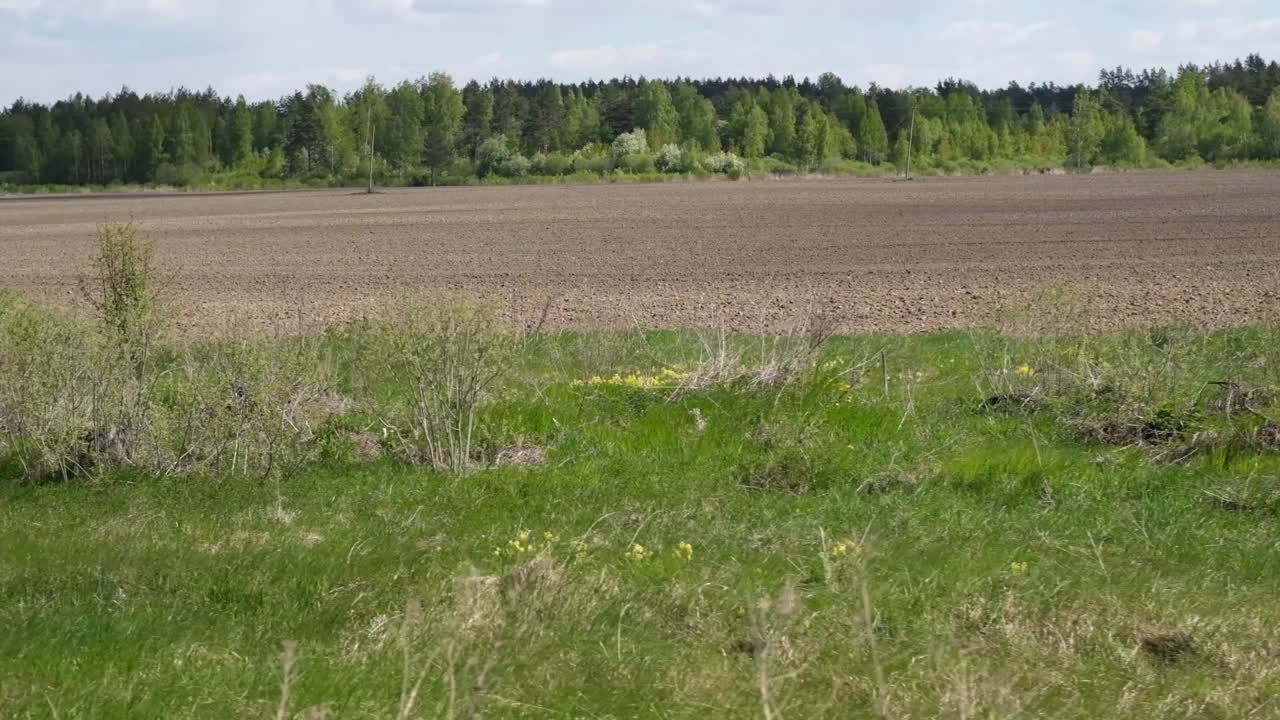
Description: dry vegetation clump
xmin=1138 ymin=628 xmax=1200 ymax=664
xmin=1201 ymin=477 xmax=1280 ymax=515
xmin=1071 ymin=404 xmax=1202 ymax=447
xmin=0 ymin=224 xmax=342 ymax=483
xmin=676 ymin=313 xmax=837 ymax=395
xmin=374 ymin=301 xmax=515 ymax=474
xmin=1205 ymin=381 xmax=1274 ymax=417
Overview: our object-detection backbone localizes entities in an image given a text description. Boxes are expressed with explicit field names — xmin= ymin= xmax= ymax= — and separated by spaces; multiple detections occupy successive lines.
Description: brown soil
xmin=3 ymin=172 xmax=1278 ymax=334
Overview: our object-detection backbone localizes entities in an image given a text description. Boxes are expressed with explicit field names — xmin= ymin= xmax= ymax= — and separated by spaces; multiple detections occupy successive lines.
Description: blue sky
xmin=2 ymin=0 xmax=1277 ymax=105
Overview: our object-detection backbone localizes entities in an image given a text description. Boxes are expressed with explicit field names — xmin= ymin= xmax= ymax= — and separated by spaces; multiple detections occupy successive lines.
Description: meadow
xmin=2 ymin=225 xmax=1279 ymax=717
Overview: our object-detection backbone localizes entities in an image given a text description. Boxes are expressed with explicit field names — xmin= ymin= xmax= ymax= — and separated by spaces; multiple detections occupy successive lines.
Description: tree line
xmin=2 ymin=54 xmax=1280 ymax=187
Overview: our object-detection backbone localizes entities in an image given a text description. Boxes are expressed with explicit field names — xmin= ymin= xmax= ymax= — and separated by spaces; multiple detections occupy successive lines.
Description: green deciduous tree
xmin=1100 ymin=112 xmax=1146 ymax=165
xmin=673 ymin=82 xmax=719 ymax=152
xmin=1258 ymin=91 xmax=1280 ymax=159
xmin=794 ymin=101 xmax=829 ymax=168
xmin=859 ymin=98 xmax=889 ymax=163
xmin=560 ymin=89 xmax=601 ymax=150
xmin=227 ymin=97 xmax=255 ymax=167
xmin=765 ymin=88 xmax=798 ymax=156
xmin=1068 ymin=91 xmax=1105 ymax=168
xmin=729 ymin=99 xmax=768 ymax=158
xmin=635 ymin=81 xmax=680 ymax=149
xmin=166 ymin=111 xmax=195 ymax=167
xmin=1200 ymin=87 xmax=1253 ymax=161
xmin=1156 ymin=69 xmax=1209 ymax=162
xmin=382 ymin=82 xmax=423 ymax=180
xmin=421 ymin=73 xmax=465 ymax=183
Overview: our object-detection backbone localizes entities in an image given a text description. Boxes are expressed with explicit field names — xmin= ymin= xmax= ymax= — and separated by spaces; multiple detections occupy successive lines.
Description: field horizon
xmin=3 ymin=170 xmax=1278 ymax=337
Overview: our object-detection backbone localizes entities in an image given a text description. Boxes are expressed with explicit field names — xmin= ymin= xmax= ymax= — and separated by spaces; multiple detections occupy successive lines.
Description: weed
xmin=382 ymin=302 xmax=513 ymax=474
xmin=736 ymin=447 xmax=823 ymax=494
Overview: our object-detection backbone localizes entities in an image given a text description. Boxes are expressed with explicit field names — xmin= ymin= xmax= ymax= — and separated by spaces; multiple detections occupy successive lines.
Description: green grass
xmin=3 ymin=320 xmax=1280 ymax=718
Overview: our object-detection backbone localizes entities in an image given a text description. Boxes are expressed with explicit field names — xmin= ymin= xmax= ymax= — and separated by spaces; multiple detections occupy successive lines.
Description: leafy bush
xmin=1 ymin=224 xmax=339 ymax=484
xmin=573 ymin=153 xmax=612 ymax=175
xmin=611 ymin=130 xmax=648 ymax=160
xmin=153 ymin=162 xmax=204 ymax=187
xmin=620 ymin=153 xmax=657 ymax=174
xmin=475 ymin=136 xmax=513 ymax=178
xmin=498 ymin=153 xmax=531 ymax=178
xmin=380 ymin=303 xmax=514 ymax=474
xmin=702 ymin=151 xmax=746 ymax=175
xmin=533 ymin=152 xmax=573 ymax=176
xmin=656 ymin=144 xmax=685 ymax=173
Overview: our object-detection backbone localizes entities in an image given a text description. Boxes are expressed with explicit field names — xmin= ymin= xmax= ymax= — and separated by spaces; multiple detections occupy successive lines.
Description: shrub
xmin=573 ymin=153 xmax=612 ymax=175
xmin=153 ymin=162 xmax=204 ymax=187
xmin=498 ymin=153 xmax=531 ymax=178
xmin=382 ymin=303 xmax=514 ymax=474
xmin=1 ymin=224 xmax=338 ymax=484
xmin=656 ymin=144 xmax=685 ymax=173
xmin=702 ymin=151 xmax=746 ymax=175
xmin=538 ymin=152 xmax=573 ymax=176
xmin=611 ymin=130 xmax=648 ymax=160
xmin=0 ymin=294 xmax=98 ymax=481
xmin=475 ymin=136 xmax=513 ymax=178
xmin=620 ymin=153 xmax=657 ymax=174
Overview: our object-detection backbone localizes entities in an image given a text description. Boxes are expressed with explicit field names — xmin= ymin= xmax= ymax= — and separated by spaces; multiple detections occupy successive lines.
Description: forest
xmin=2 ymin=55 xmax=1280 ymax=189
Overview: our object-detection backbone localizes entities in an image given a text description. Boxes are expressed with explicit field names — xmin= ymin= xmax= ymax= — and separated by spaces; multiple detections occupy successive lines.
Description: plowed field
xmin=3 ymin=172 xmax=1278 ymax=333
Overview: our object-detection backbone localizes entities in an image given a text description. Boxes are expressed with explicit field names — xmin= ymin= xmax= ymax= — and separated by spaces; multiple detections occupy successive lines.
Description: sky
xmin=1 ymin=0 xmax=1278 ymax=105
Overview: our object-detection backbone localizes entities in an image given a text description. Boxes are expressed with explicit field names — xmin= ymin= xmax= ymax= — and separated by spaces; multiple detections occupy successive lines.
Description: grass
xmin=3 ymin=299 xmax=1280 ymax=717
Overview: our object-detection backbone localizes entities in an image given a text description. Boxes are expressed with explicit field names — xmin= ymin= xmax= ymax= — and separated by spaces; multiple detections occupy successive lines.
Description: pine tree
xmin=12 ymin=116 xmax=42 ymax=182
xmin=526 ymin=82 xmax=563 ymax=152
xmin=460 ymin=81 xmax=494 ymax=158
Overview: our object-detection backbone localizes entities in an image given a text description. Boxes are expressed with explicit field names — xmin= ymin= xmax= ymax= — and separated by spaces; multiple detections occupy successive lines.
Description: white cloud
xmin=1056 ymin=50 xmax=1096 ymax=75
xmin=549 ymin=44 xmax=661 ymax=74
xmin=1129 ymin=30 xmax=1164 ymax=53
xmin=3 ymin=0 xmax=1279 ymax=105
xmin=942 ymin=20 xmax=1056 ymax=47
xmin=230 ymin=67 xmax=371 ymax=98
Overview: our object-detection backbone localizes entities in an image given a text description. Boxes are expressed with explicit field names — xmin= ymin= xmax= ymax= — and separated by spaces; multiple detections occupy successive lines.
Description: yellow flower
xmin=543 ymin=532 xmax=560 ymax=543
xmin=831 ymin=540 xmax=861 ymax=559
xmin=1010 ymin=561 xmax=1029 ymax=576
xmin=1014 ymin=364 xmax=1035 ymax=378
xmin=625 ymin=544 xmax=651 ymax=562
xmin=674 ymin=542 xmax=694 ymax=561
